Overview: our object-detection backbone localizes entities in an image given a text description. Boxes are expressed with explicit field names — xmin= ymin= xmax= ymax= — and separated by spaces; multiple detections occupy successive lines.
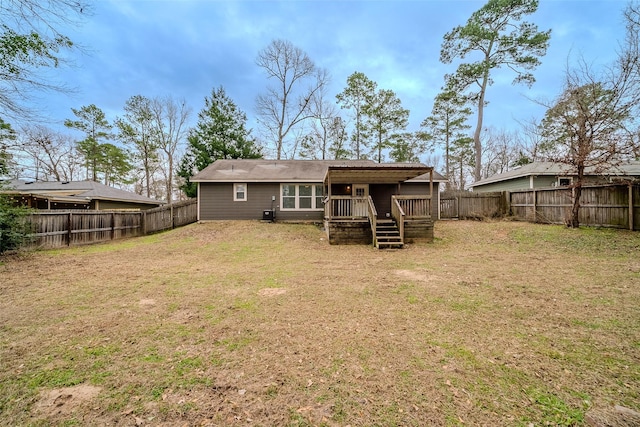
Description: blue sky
xmin=37 ymin=0 xmax=627 ymax=160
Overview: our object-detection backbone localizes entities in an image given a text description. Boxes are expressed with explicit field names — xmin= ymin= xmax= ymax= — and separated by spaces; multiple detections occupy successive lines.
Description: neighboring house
xmin=2 ymin=179 xmax=164 ymax=210
xmin=191 ymin=159 xmax=446 ymax=248
xmin=471 ymin=161 xmax=640 ymax=192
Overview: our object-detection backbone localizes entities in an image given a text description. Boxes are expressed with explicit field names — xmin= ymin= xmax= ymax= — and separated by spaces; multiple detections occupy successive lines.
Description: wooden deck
xmin=324 ymin=195 xmax=434 ymax=248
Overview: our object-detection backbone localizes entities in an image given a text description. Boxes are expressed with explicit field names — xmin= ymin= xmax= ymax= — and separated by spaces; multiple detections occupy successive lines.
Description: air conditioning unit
xmin=262 ymin=209 xmax=275 ymax=222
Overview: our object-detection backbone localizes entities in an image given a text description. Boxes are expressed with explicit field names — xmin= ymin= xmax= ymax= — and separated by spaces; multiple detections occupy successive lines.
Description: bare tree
xmin=299 ymin=86 xmax=342 ymax=160
xmin=513 ymin=117 xmax=547 ymax=164
xmin=255 ymin=39 xmax=328 ymax=159
xmin=481 ymin=126 xmax=521 ymax=177
xmin=0 ymin=0 xmax=90 ymax=121
xmin=116 ymin=95 xmax=158 ymax=198
xmin=18 ymin=125 xmax=80 ymax=181
xmin=150 ymin=96 xmax=190 ymax=203
xmin=538 ymin=3 xmax=640 ymax=227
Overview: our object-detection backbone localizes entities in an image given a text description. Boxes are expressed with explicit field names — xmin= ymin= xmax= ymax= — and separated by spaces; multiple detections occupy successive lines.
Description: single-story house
xmin=1 ymin=179 xmax=164 ymax=210
xmin=191 ymin=159 xmax=447 ymax=248
xmin=471 ymin=161 xmax=640 ymax=192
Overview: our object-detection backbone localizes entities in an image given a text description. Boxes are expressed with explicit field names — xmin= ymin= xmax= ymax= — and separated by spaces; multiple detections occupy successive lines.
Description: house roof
xmin=472 ymin=161 xmax=640 ymax=188
xmin=2 ymin=179 xmax=164 ymax=206
xmin=191 ymin=159 xmax=447 ymax=183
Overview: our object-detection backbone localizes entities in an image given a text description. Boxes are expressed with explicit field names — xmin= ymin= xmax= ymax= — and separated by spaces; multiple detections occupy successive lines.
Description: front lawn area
xmin=0 ymin=220 xmax=638 ymax=426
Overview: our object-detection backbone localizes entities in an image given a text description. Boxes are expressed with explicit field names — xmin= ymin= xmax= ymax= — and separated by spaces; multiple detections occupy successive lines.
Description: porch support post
xmin=327 ymin=172 xmax=332 ymax=220
xmin=430 ymin=169 xmax=434 ymax=217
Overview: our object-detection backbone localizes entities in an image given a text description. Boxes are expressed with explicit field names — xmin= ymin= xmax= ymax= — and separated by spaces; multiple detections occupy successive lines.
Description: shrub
xmin=0 ymin=195 xmax=32 ymax=254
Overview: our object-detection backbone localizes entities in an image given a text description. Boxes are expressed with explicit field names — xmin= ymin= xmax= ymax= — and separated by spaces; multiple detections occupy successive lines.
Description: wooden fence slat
xmin=24 ymin=199 xmax=198 ymax=249
xmin=509 ymin=184 xmax=639 ymax=230
xmin=440 ymin=184 xmax=639 ymax=230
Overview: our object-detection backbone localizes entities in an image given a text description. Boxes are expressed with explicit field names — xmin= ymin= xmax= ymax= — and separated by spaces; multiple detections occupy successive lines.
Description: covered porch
xmin=323 ymin=165 xmax=435 ymax=248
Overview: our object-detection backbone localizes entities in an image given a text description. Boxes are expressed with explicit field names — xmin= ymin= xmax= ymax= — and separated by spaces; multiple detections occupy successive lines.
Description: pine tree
xmin=178 ymin=87 xmax=262 ymax=198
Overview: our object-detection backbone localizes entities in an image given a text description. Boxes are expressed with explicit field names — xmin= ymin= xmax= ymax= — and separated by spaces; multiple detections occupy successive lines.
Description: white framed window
xmin=280 ymin=184 xmax=324 ymax=210
xmin=234 ymin=183 xmax=247 ymax=201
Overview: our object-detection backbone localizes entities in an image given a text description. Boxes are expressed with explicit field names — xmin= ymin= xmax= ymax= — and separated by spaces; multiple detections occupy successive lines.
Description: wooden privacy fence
xmin=440 ymin=191 xmax=508 ymax=219
xmin=510 ymin=184 xmax=639 ymax=230
xmin=25 ymin=199 xmax=198 ymax=249
xmin=439 ymin=184 xmax=639 ymax=230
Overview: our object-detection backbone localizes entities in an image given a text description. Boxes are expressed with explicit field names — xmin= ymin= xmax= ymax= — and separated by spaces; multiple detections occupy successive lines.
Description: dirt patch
xmin=34 ymin=384 xmax=102 ymax=418
xmin=586 ymin=405 xmax=640 ymax=427
xmin=394 ymin=268 xmax=435 ymax=282
xmin=258 ymin=287 xmax=288 ymax=296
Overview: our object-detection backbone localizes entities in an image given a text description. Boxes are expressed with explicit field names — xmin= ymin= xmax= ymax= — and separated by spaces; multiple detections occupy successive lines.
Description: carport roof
xmin=323 ymin=164 xmax=433 ymax=185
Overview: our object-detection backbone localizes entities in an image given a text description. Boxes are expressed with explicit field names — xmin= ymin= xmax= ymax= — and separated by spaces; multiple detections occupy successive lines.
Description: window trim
xmin=280 ymin=183 xmax=324 ymax=211
xmin=233 ymin=183 xmax=247 ymax=202
xmin=557 ymin=177 xmax=573 ymax=187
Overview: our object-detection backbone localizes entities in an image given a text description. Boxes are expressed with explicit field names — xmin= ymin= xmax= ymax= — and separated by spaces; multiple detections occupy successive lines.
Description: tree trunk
xmin=569 ymin=184 xmax=581 ymax=228
xmin=445 ymin=118 xmax=450 ymax=191
xmin=568 ymin=164 xmax=584 ymax=228
xmin=473 ymin=54 xmax=491 ymax=182
xmin=166 ymin=156 xmax=173 ymax=204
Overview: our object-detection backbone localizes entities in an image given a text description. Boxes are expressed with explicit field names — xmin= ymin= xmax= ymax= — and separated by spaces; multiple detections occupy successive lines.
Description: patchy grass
xmin=0 ymin=220 xmax=639 ymax=426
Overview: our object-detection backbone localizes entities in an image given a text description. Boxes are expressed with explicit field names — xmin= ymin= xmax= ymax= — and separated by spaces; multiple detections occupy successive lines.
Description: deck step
xmin=374 ymin=219 xmax=403 ymax=249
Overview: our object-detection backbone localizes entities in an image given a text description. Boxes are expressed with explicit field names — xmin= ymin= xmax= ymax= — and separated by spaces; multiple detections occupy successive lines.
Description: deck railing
xmin=325 ymin=196 xmax=369 ymax=219
xmin=391 ymin=197 xmax=405 ymax=245
xmin=367 ymin=195 xmax=378 ymax=244
xmin=392 ymin=195 xmax=431 ymax=219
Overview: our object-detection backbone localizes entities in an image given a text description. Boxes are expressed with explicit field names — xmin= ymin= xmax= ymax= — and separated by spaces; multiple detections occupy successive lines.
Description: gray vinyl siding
xmin=532 ymin=176 xmax=558 ymax=188
xmin=370 ymin=184 xmax=395 ymax=216
xmin=199 ymin=182 xmax=324 ymax=221
xmin=474 ymin=177 xmax=532 ymax=192
xmin=399 ymin=182 xmax=440 ymax=218
xmin=369 ymin=182 xmax=439 ymax=218
xmin=94 ymin=200 xmax=160 ymax=210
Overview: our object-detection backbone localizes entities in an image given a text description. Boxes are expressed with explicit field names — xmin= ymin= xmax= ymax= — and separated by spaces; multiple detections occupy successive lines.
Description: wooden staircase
xmin=374 ymin=218 xmax=403 ymax=249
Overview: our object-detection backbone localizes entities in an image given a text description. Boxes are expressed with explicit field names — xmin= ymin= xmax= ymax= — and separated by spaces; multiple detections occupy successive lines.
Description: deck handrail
xmin=326 ymin=196 xmax=369 ymax=219
xmin=393 ymin=195 xmax=431 ymax=219
xmin=391 ymin=196 xmax=405 ymax=245
xmin=367 ymin=195 xmax=378 ymax=246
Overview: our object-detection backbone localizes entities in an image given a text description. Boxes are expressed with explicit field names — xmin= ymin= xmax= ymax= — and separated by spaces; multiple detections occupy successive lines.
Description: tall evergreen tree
xmin=64 ymin=104 xmax=112 ymax=182
xmin=421 ymin=90 xmax=472 ymax=189
xmin=336 ymin=72 xmax=376 ymax=159
xmin=440 ymin=0 xmax=551 ymax=181
xmin=364 ymin=88 xmax=409 ymax=163
xmin=116 ymin=95 xmax=159 ymax=197
xmin=178 ymin=87 xmax=262 ymax=198
xmin=389 ymin=132 xmax=426 ymax=163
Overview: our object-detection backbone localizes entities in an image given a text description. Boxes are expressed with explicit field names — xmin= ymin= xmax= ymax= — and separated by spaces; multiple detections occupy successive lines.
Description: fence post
xmin=171 ymin=204 xmax=175 ymax=229
xmin=630 ymin=184 xmax=634 ymax=231
xmin=111 ymin=212 xmax=116 ymax=241
xmin=67 ymin=212 xmax=72 ymax=246
xmin=503 ymin=191 xmax=511 ymax=216
xmin=141 ymin=211 xmax=146 ymax=235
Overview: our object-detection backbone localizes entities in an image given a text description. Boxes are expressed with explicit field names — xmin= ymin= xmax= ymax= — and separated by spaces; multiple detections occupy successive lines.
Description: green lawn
xmin=0 ymin=220 xmax=638 ymax=426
